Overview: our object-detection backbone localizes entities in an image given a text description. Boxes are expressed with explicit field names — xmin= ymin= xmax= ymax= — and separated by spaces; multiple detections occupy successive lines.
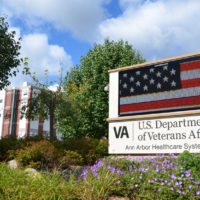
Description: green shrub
xmin=54 ymin=138 xmax=108 ymax=165
xmin=85 ymin=138 xmax=108 ymax=165
xmin=59 ymin=150 xmax=84 ymax=168
xmin=15 ymin=140 xmax=59 ymax=169
xmin=1 ymin=137 xmax=107 ymax=167
xmin=22 ymin=135 xmax=44 ymax=143
xmin=106 ymin=156 xmax=137 ymax=170
xmin=177 ymin=150 xmax=200 ymax=180
xmin=0 ymin=137 xmax=21 ymax=161
xmin=0 ymin=135 xmax=47 ymax=162
xmin=177 ymin=150 xmax=200 ymax=171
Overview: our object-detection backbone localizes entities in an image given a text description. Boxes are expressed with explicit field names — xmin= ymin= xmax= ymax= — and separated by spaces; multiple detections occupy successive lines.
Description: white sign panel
xmin=109 ymin=115 xmax=200 ymax=154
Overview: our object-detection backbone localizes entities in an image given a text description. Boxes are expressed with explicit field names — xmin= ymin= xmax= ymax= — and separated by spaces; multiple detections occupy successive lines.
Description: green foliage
xmin=78 ymin=162 xmax=121 ymax=200
xmin=0 ymin=136 xmax=20 ymax=161
xmin=81 ymin=154 xmax=200 ymax=200
xmin=58 ymin=39 xmax=145 ymax=138
xmin=177 ymin=150 xmax=200 ymax=172
xmin=106 ymin=156 xmax=137 ymax=170
xmin=82 ymin=139 xmax=108 ymax=165
xmin=0 ymin=17 xmax=22 ymax=89
xmin=21 ymin=87 xmax=61 ymax=139
xmin=0 ymin=136 xmax=46 ymax=161
xmin=59 ymin=150 xmax=84 ymax=168
xmin=0 ymin=163 xmax=79 ymax=200
xmin=54 ymin=138 xmax=108 ymax=165
xmin=15 ymin=140 xmax=59 ymax=169
xmin=0 ymin=152 xmax=200 ymax=199
xmin=0 ymin=137 xmax=107 ymax=166
xmin=21 ymin=59 xmax=65 ymax=139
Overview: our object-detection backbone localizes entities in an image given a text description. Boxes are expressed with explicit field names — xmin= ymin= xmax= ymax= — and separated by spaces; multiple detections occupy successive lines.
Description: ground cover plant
xmin=0 ymin=162 xmax=79 ymax=200
xmin=79 ymin=152 xmax=200 ymax=199
xmin=0 ymin=151 xmax=199 ymax=199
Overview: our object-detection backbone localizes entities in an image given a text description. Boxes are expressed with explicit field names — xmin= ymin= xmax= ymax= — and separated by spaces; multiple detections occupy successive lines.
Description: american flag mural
xmin=119 ymin=56 xmax=200 ymax=116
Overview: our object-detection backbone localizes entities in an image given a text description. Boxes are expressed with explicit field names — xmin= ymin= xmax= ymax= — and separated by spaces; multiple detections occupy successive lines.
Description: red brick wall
xmin=2 ymin=89 xmax=12 ymax=137
xmin=2 ymin=86 xmax=58 ymax=138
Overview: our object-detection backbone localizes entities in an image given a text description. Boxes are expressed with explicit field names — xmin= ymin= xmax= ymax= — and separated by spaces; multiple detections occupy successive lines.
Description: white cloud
xmin=99 ymin=0 xmax=200 ymax=60
xmin=22 ymin=33 xmax=72 ymax=75
xmin=2 ymin=0 xmax=200 ymax=66
xmin=1 ymin=0 xmax=109 ymax=41
xmin=9 ymin=32 xmax=73 ymax=88
xmin=48 ymin=84 xmax=59 ymax=92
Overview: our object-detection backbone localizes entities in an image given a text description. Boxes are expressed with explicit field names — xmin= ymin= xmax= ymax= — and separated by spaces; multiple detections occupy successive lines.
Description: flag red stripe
xmin=120 ymin=96 xmax=200 ymax=113
xmin=181 ymin=78 xmax=200 ymax=88
xmin=180 ymin=60 xmax=200 ymax=71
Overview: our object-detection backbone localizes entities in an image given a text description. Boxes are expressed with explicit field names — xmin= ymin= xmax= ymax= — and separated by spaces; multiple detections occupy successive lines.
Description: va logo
xmin=113 ymin=126 xmax=129 ymax=138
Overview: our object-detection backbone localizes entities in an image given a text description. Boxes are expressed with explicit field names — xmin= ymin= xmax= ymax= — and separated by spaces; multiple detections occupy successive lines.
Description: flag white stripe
xmin=120 ymin=87 xmax=200 ymax=105
xmin=181 ymin=69 xmax=200 ymax=80
xmin=121 ymin=106 xmax=200 ymax=115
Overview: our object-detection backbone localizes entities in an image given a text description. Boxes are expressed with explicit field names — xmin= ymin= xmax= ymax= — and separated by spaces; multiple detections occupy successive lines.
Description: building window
xmin=0 ymin=99 xmax=2 ymax=103
xmin=22 ymin=89 xmax=28 ymax=97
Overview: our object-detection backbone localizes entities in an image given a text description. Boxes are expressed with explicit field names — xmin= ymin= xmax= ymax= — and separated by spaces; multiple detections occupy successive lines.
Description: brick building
xmin=0 ymin=82 xmax=58 ymax=139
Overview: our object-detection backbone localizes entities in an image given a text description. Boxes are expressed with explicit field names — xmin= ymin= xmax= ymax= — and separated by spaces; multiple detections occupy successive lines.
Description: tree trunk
xmin=49 ymin=95 xmax=56 ymax=140
xmin=49 ymin=112 xmax=54 ymax=139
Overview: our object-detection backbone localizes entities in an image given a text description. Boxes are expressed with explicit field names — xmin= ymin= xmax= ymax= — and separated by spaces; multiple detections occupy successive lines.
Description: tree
xmin=57 ymin=39 xmax=145 ymax=138
xmin=21 ymin=60 xmax=65 ymax=139
xmin=0 ymin=17 xmax=22 ymax=89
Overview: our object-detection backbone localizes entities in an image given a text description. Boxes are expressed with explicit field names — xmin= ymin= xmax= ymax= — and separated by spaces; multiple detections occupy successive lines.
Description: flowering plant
xmin=80 ymin=153 xmax=200 ymax=199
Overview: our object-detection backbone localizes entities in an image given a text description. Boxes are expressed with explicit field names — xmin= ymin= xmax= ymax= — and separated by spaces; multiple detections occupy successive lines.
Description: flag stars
xmin=163 ymin=76 xmax=168 ymax=82
xmin=123 ymin=73 xmax=128 ymax=78
xmin=150 ymin=68 xmax=154 ymax=73
xmin=150 ymin=78 xmax=155 ymax=84
xmin=120 ymin=63 xmax=180 ymax=97
xmin=130 ymin=87 xmax=134 ymax=93
xmin=171 ymin=81 xmax=176 ymax=87
xmin=163 ymin=65 xmax=168 ymax=70
xmin=123 ymin=83 xmax=128 ymax=88
xmin=143 ymin=74 xmax=148 ymax=80
xmin=156 ymin=71 xmax=161 ymax=77
xmin=136 ymin=81 xmax=140 ymax=86
xmin=136 ymin=71 xmax=141 ymax=75
xmin=143 ymin=85 xmax=148 ymax=91
xmin=130 ymin=76 xmax=134 ymax=82
xmin=157 ymin=83 xmax=162 ymax=89
xmin=170 ymin=69 xmax=176 ymax=75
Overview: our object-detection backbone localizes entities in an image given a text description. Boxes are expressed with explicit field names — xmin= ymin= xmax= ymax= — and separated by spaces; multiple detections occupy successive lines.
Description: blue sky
xmin=1 ymin=0 xmax=200 ymax=88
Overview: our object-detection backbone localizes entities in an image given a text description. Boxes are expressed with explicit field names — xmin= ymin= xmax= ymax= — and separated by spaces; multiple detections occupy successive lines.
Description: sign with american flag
xmin=119 ymin=55 xmax=200 ymax=116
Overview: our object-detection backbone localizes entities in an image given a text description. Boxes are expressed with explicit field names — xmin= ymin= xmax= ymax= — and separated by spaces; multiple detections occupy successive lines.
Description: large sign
xmin=109 ymin=115 xmax=200 ymax=154
xmin=108 ymin=53 xmax=200 ymax=154
xmin=119 ymin=55 xmax=200 ymax=116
